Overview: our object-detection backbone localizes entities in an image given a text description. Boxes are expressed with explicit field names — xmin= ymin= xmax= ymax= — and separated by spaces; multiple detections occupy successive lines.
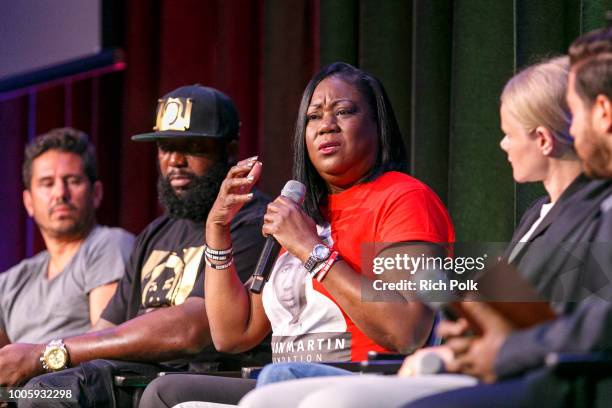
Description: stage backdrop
xmin=0 ymin=0 xmax=608 ymax=271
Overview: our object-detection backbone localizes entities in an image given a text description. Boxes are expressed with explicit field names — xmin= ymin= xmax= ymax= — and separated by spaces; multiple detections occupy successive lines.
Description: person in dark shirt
xmin=5 ymin=85 xmax=270 ymax=407
xmin=404 ymin=26 xmax=612 ymax=408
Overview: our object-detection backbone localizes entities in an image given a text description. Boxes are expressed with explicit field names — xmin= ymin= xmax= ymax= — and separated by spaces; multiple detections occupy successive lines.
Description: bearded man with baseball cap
xmin=9 ymin=85 xmax=271 ymax=407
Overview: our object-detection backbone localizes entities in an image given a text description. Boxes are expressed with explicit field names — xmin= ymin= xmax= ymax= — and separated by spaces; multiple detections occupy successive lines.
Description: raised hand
xmin=206 ymin=156 xmax=261 ymax=248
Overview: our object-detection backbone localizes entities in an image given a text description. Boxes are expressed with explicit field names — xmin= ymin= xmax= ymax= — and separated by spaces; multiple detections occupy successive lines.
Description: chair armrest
xmin=238 ymin=359 xmax=405 ymax=380
xmin=241 ymin=366 xmax=262 ymax=379
xmin=114 ymin=368 xmax=247 ymax=389
xmin=324 ymin=360 xmax=403 ymax=374
xmin=113 ymin=374 xmax=159 ymax=387
xmin=114 ymin=355 xmax=408 ymax=387
xmin=545 ymin=352 xmax=612 ymax=376
xmin=367 ymin=351 xmax=407 ymax=361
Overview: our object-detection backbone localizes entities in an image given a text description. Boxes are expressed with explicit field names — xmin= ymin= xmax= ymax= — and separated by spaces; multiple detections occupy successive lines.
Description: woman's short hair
xmin=500 ymin=56 xmax=573 ymax=147
xmin=293 ymin=62 xmax=408 ymax=222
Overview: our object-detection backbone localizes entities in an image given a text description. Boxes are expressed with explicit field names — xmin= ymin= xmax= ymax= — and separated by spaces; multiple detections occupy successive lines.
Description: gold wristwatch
xmin=40 ymin=339 xmax=69 ymax=372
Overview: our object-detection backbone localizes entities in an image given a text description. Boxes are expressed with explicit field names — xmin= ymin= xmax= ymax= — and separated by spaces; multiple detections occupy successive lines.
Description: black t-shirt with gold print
xmin=101 ymin=190 xmax=270 ymax=369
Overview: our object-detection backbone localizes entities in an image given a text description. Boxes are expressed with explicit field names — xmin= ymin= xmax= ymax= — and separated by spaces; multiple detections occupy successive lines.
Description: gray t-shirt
xmin=0 ymin=225 xmax=134 ymax=343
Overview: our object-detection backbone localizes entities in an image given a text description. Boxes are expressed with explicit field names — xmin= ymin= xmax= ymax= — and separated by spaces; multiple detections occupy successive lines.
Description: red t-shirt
xmin=262 ymin=172 xmax=454 ymax=362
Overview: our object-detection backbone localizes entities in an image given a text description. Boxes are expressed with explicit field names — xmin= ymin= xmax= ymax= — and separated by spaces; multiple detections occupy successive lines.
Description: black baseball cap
xmin=131 ymin=85 xmax=239 ymax=141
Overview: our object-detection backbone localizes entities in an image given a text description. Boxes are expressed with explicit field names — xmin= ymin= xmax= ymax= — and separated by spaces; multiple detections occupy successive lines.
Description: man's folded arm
xmin=68 ymin=297 xmax=211 ymax=365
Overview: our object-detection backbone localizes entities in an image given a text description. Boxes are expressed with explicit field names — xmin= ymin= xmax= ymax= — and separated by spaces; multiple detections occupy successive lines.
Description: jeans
xmin=19 ymin=359 xmax=166 ymax=407
xmin=256 ymin=362 xmax=353 ymax=387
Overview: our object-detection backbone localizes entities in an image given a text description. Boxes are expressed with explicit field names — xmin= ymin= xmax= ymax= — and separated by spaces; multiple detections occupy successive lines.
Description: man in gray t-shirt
xmin=0 ymin=128 xmax=134 ymax=347
xmin=0 ymin=225 xmax=133 ymax=344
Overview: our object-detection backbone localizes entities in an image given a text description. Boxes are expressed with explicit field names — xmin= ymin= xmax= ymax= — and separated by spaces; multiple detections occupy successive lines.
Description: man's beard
xmin=158 ymin=162 xmax=229 ymax=222
xmin=576 ymin=128 xmax=612 ymax=179
xmin=42 ymin=211 xmax=95 ymax=241
xmin=39 ymin=196 xmax=96 ymax=241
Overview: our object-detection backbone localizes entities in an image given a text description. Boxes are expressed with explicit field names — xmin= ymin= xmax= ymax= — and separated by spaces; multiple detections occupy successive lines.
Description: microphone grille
xmin=414 ymin=352 xmax=445 ymax=375
xmin=281 ymin=180 xmax=306 ymax=205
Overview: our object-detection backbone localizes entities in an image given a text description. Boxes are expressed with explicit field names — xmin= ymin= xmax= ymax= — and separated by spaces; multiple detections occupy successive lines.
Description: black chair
xmin=111 ymin=352 xmax=405 ymax=407
xmin=523 ymin=352 xmax=612 ymax=408
xmin=113 ymin=313 xmax=441 ymax=406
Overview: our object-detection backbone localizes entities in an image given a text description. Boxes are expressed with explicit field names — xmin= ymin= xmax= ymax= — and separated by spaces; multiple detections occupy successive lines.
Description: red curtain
xmin=0 ymin=0 xmax=319 ymax=271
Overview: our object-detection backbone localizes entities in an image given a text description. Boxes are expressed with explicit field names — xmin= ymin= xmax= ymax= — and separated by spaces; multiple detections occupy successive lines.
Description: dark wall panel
xmin=582 ymin=0 xmax=609 ymax=31
xmin=411 ymin=0 xmax=453 ymax=203
xmin=260 ymin=0 xmax=317 ymax=196
xmin=0 ymin=97 xmax=28 ymax=271
xmin=360 ymin=0 xmax=413 ymax=162
xmin=448 ymin=0 xmax=516 ymax=241
xmin=319 ymin=0 xmax=359 ymax=66
xmin=119 ymin=0 xmax=161 ymax=232
xmin=1 ymin=0 xmax=610 ymax=271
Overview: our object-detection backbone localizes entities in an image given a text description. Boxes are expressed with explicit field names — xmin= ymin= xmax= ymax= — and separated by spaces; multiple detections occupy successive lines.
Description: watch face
xmin=46 ymin=348 xmax=67 ymax=370
xmin=313 ymin=245 xmax=330 ymax=261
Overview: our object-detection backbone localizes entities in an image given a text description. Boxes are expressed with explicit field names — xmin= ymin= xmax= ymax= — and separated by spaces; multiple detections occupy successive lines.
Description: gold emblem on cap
xmin=154 ymin=97 xmax=193 ymax=131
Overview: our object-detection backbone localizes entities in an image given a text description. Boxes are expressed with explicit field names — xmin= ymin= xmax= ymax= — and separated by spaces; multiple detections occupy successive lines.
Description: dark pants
xmin=405 ymin=367 xmax=612 ymax=408
xmin=18 ymin=359 xmax=167 ymax=408
xmin=139 ymin=374 xmax=256 ymax=407
xmin=404 ymin=375 xmax=530 ymax=408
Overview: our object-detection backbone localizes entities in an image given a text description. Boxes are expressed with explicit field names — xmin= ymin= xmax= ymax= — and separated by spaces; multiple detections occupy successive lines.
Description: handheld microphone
xmin=249 ymin=180 xmax=306 ymax=293
xmin=412 ymin=351 xmax=445 ymax=375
